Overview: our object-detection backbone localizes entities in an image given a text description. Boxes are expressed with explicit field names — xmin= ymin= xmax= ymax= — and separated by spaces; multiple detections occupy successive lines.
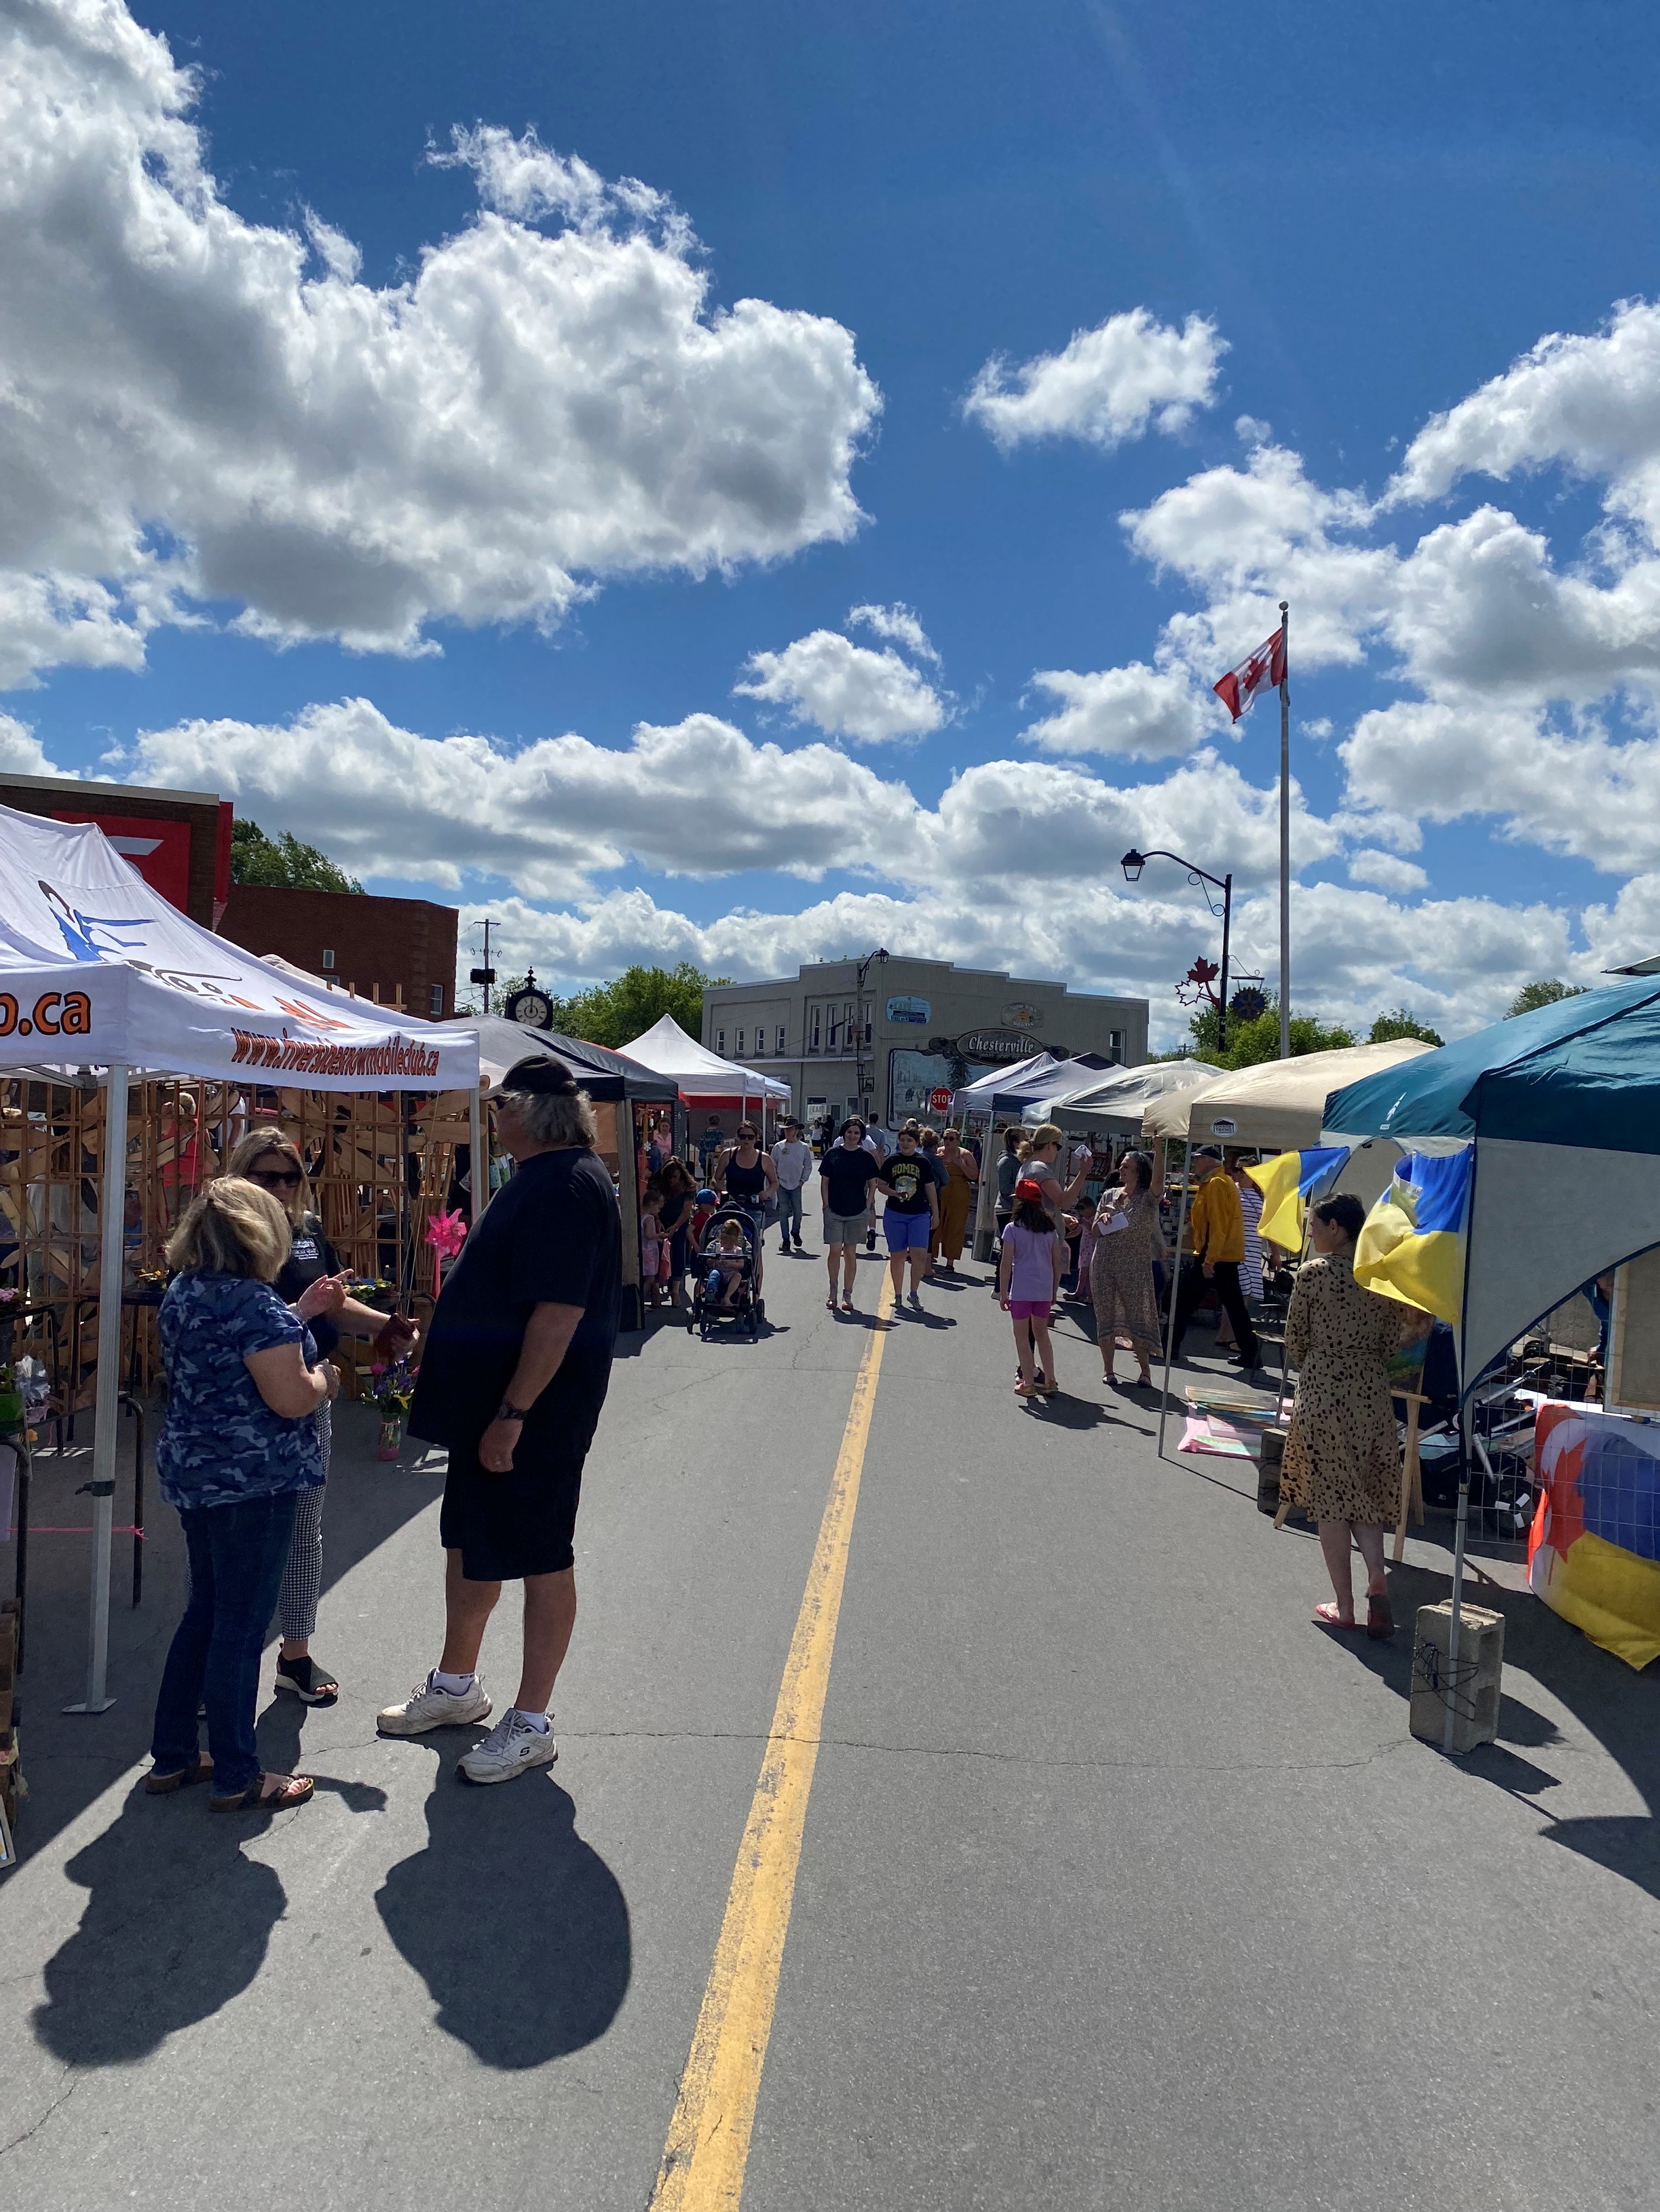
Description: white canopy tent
xmin=616 ymin=1014 xmax=790 ymax=1109
xmin=949 ymin=1051 xmax=1057 ymax=1120
xmin=1024 ymin=1058 xmax=1224 ymax=1130
xmin=0 ymin=807 xmax=479 ymax=1713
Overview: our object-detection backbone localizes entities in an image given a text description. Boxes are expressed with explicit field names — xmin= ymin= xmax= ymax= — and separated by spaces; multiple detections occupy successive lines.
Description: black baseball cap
xmin=499 ymin=1054 xmax=581 ymax=1097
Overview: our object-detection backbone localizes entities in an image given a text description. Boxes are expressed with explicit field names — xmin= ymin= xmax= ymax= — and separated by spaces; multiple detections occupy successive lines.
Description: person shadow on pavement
xmin=375 ymin=1751 xmax=630 ymax=2067
xmin=33 ymin=1769 xmax=385 ymax=2067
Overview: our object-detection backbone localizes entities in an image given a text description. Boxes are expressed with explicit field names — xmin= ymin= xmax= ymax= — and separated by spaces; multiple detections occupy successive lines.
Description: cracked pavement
xmin=1 ymin=1234 xmax=1657 ymax=2209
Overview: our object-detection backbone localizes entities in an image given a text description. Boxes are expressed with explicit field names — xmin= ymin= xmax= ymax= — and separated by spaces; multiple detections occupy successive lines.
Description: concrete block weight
xmin=1409 ymin=1598 xmax=1504 ymax=1755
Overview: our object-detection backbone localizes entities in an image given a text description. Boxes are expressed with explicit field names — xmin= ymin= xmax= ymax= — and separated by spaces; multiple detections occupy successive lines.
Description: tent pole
xmin=1156 ymin=1141 xmax=1194 ymax=1461
xmin=468 ymin=1086 xmax=485 ymax=1223
xmin=1444 ymin=1401 xmax=1473 ymax=1756
xmin=67 ymin=1064 xmax=128 ymax=1715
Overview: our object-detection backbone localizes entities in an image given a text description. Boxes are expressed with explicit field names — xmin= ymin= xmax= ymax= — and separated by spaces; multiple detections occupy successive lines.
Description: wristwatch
xmin=494 ymin=1400 xmax=530 ymax=1423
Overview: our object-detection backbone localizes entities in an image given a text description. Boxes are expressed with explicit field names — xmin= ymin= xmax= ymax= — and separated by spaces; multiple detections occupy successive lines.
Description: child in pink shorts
xmin=998 ymin=1179 xmax=1064 ymax=1396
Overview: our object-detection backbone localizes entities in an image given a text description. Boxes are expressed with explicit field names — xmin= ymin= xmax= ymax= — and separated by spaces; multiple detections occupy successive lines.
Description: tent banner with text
xmin=0 ymin=805 xmax=478 ymax=1091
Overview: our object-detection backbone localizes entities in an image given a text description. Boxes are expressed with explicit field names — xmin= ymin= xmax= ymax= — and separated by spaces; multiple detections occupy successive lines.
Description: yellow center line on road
xmin=647 ymin=1270 xmax=897 ymax=2211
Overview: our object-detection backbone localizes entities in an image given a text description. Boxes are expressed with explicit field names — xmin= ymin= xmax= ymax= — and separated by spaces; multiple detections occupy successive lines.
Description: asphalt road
xmin=3 ymin=1230 xmax=1658 ymax=2209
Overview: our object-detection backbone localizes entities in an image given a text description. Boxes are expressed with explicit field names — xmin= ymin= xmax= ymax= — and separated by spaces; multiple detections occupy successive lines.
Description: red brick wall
xmin=218 ymin=884 xmax=458 ymax=1019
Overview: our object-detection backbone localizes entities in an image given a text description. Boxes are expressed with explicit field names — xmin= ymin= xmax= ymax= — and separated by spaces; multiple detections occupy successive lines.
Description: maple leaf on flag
xmin=1213 ymin=626 xmax=1287 ymax=721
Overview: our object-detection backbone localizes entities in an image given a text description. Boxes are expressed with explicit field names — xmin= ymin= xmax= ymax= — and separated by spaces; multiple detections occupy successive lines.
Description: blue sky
xmin=7 ymin=0 xmax=1660 ymax=1043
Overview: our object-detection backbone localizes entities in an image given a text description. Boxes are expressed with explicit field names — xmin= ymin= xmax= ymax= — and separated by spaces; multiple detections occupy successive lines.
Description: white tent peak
xmin=619 ymin=1013 xmax=790 ymax=1098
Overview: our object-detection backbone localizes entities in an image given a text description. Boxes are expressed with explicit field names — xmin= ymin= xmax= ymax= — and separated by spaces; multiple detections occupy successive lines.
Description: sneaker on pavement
xmin=377 ymin=1668 xmax=492 ymax=1736
xmin=457 ymin=1710 xmax=560 ymax=1785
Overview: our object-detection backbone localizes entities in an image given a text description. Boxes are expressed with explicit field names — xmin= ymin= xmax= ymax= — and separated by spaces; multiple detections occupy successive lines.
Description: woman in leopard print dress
xmin=1281 ymin=1194 xmax=1404 ymax=1637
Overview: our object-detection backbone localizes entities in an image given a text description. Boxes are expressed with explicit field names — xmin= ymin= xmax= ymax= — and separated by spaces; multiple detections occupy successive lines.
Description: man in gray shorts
xmin=818 ymin=1118 xmax=880 ymax=1312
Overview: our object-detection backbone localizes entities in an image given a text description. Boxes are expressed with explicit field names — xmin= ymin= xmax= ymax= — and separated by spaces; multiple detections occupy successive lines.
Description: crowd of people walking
xmin=141 ymin=1081 xmax=1413 ymax=1814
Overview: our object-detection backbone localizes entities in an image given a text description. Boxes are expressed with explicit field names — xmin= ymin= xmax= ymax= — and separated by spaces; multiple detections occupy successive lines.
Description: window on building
xmin=1109 ymin=1029 xmax=1126 ymax=1063
xmin=776 ymin=1024 xmax=786 ymax=1054
xmin=717 ymin=1028 xmax=726 ymax=1056
xmin=810 ymin=1007 xmax=820 ymax=1052
xmin=736 ymin=1027 xmax=746 ymax=1056
xmin=321 ymin=949 xmax=336 ymax=971
xmin=429 ymin=984 xmax=444 ymax=1017
xmin=861 ymin=1001 xmax=872 ymax=1044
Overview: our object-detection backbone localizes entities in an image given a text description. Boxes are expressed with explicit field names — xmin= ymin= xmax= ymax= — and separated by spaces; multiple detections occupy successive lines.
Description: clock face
xmin=508 ymin=989 xmax=554 ymax=1030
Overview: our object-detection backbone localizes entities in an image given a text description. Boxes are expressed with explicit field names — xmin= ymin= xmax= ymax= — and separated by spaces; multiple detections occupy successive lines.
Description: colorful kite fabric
xmin=1245 ymin=1145 xmax=1349 ymax=1255
xmin=1529 ymin=1403 xmax=1660 ymax=1671
xmin=1353 ymin=1147 xmax=1472 ymax=1324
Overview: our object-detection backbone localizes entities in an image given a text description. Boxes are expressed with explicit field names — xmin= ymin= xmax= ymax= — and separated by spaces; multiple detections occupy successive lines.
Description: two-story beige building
xmin=702 ymin=956 xmax=1148 ymax=1127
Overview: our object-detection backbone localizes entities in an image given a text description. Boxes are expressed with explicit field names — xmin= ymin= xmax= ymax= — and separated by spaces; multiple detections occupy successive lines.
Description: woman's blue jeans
xmin=150 ymin=1490 xmax=301 ymax=1795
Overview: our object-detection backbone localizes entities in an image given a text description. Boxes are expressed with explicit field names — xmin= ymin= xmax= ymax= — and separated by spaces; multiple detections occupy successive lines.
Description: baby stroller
xmin=688 ymin=1199 xmax=764 ymax=1339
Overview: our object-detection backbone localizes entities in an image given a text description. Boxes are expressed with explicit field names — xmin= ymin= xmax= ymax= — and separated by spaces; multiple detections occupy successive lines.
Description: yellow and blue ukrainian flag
xmin=1245 ymin=1145 xmax=1349 ymax=1253
xmin=1353 ymin=1149 xmax=1473 ymax=1324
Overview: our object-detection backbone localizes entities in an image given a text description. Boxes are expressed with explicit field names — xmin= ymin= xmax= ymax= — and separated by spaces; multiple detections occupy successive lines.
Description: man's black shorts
xmin=438 ymin=1437 xmax=584 ymax=1581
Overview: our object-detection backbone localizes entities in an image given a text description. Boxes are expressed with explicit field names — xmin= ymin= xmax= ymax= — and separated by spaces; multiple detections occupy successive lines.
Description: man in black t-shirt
xmin=818 ymin=1118 xmax=880 ymax=1313
xmin=380 ymin=1057 xmax=622 ymax=1786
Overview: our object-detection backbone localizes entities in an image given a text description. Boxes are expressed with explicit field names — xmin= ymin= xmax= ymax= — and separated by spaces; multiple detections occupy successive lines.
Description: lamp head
xmin=1120 ymin=850 xmax=1145 ymax=883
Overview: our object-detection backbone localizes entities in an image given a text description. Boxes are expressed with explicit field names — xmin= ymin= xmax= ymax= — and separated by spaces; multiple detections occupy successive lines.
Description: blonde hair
xmin=166 ymin=1177 xmax=291 ymax=1281
xmin=223 ymin=1125 xmax=309 ymax=1218
xmin=1029 ymin=1122 xmax=1063 ymax=1151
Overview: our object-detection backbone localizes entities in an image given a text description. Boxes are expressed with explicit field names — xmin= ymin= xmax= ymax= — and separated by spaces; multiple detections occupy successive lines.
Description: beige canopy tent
xmin=1141 ymin=1038 xmax=1435 ymax=1149
xmin=1146 ymin=1038 xmax=1436 ymax=1457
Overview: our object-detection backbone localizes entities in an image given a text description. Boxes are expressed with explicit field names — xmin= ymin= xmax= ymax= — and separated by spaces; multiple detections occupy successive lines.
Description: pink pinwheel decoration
xmin=426 ymin=1206 xmax=468 ymax=1292
xmin=426 ymin=1208 xmax=468 ymax=1259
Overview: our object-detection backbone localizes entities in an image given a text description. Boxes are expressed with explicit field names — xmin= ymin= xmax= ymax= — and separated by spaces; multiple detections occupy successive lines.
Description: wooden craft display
xmin=1 ymin=1075 xmax=462 ymax=1419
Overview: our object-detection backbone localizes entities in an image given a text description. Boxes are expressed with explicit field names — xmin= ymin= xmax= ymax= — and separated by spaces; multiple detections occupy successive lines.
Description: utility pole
xmin=1278 ymin=598 xmax=1291 ymax=1061
xmin=469 ymin=917 xmax=497 ymax=1016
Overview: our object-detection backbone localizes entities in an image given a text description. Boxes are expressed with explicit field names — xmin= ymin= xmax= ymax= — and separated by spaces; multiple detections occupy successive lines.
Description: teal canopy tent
xmin=1324 ymin=979 xmax=1660 ymax=1739
xmin=1324 ymin=976 xmax=1660 ymax=1390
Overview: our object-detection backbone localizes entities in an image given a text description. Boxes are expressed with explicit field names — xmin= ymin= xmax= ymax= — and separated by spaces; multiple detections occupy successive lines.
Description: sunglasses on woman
xmin=249 ymin=1168 xmax=303 ymax=1188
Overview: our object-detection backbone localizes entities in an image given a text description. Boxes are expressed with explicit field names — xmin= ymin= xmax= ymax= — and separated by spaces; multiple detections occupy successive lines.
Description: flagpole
xmin=1277 ymin=598 xmax=1291 ymax=1061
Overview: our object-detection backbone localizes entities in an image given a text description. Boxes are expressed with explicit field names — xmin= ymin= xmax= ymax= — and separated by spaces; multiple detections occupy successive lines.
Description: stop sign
xmin=929 ymin=1086 xmax=952 ymax=1113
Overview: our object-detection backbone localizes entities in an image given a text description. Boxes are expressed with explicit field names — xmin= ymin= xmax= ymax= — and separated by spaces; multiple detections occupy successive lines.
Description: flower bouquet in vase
xmin=369 ymin=1357 xmax=415 ymax=1461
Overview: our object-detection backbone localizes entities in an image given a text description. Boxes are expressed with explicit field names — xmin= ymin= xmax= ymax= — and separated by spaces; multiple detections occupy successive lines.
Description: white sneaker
xmin=457 ymin=1710 xmax=560 ymax=1786
xmin=376 ymin=1668 xmax=492 ymax=1736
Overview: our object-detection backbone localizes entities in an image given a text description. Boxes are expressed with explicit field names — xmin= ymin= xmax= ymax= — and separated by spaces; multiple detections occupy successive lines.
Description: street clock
xmin=504 ymin=969 xmax=555 ymax=1030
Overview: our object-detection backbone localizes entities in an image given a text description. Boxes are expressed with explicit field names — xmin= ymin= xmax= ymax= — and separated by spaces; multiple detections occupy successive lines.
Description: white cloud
xmin=1019 ymin=663 xmax=1213 ymax=761
xmin=735 ymin=629 xmax=947 ymax=744
xmin=1386 ymin=301 xmax=1660 ymax=531
xmin=846 ymin=601 xmax=939 ymax=664
xmin=964 ymin=309 xmax=1225 ymax=453
xmin=130 ymin=699 xmax=926 ymax=898
xmin=0 ymin=712 xmax=67 ymax=776
xmin=0 ymin=0 xmax=879 ymax=678
xmin=1346 ymin=849 xmax=1429 ymax=895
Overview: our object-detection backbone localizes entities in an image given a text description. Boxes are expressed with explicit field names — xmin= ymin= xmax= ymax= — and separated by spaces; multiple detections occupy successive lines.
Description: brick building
xmin=216 ymin=884 xmax=459 ymax=1021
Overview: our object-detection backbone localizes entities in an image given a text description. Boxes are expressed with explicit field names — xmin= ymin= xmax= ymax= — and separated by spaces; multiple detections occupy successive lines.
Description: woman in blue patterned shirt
xmin=147 ymin=1179 xmax=337 ymax=1812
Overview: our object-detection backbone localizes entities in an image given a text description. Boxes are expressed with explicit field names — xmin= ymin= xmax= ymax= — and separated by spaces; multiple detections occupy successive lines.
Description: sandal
xmin=145 ymin=1754 xmax=214 ymax=1795
xmin=211 ymin=1773 xmax=316 ymax=1813
xmin=1366 ymin=1590 xmax=1395 ymax=1640
xmin=1313 ymin=1602 xmax=1363 ymax=1632
xmin=274 ymin=1653 xmax=339 ymax=1706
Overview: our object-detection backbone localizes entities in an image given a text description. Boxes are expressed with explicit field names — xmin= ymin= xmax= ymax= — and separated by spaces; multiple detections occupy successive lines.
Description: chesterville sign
xmin=957 ymin=1027 xmax=1040 ymax=1063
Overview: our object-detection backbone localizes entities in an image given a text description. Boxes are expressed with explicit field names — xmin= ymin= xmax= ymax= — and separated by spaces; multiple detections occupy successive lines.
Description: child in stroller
xmin=690 ymin=1202 xmax=763 ymax=1337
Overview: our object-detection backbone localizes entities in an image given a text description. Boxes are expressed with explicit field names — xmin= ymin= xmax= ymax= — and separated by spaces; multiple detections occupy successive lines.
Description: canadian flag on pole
xmin=1213 ymin=627 xmax=1287 ymax=721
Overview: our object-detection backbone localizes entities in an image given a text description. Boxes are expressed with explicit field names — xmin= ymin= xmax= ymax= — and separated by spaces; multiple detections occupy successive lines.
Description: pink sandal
xmin=1313 ymin=1602 xmax=1363 ymax=1632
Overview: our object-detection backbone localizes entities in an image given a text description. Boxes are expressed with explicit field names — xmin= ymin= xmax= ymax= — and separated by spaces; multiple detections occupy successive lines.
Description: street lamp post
xmin=853 ymin=947 xmax=888 ymax=1118
xmin=1121 ymin=849 xmax=1234 ymax=1054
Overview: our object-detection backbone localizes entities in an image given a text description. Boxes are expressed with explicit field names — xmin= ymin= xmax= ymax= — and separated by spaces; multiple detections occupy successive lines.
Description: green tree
xmin=1181 ymin=997 xmax=1356 ymax=1071
xmin=1506 ymin=978 xmax=1587 ymax=1018
xmin=231 ymin=818 xmax=362 ymax=894
xmin=1369 ymin=1008 xmax=1444 ymax=1046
